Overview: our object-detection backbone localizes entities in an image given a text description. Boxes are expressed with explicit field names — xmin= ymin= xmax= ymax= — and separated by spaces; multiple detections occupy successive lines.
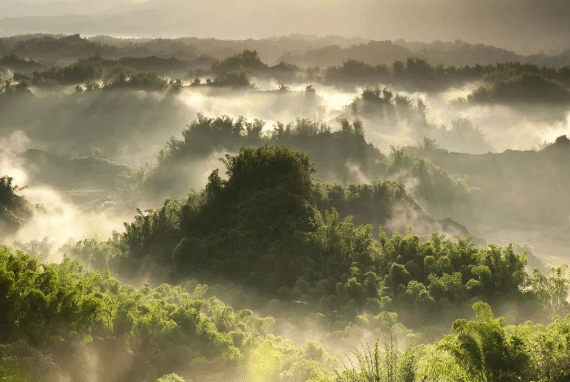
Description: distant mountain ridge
xmin=279 ymin=40 xmax=570 ymax=68
xmin=1 ymin=32 xmax=570 ymax=67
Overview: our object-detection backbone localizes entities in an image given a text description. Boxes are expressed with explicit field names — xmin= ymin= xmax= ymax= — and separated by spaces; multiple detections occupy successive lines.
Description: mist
xmin=0 ymin=129 xmax=130 ymax=264
xmin=2 ymin=31 xmax=570 ymax=382
xmin=3 ymin=69 xmax=569 ymax=262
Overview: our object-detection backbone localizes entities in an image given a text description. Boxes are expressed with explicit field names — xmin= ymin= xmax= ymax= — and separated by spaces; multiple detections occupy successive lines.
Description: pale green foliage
xmin=152 ymin=373 xmax=185 ymax=382
xmin=336 ymin=313 xmax=418 ymax=382
xmin=416 ymin=344 xmax=464 ymax=382
xmin=440 ymin=302 xmax=529 ymax=382
xmin=527 ymin=265 xmax=570 ymax=318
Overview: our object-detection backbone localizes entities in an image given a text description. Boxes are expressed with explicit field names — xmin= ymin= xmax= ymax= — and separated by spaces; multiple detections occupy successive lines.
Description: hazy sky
xmin=1 ymin=0 xmax=569 ymax=54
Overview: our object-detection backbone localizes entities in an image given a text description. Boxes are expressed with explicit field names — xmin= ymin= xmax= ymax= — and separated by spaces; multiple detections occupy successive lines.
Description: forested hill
xmin=117 ymin=146 xmax=539 ymax=329
xmin=2 ymin=124 xmax=570 ymax=382
xmin=408 ymin=135 xmax=570 ymax=226
xmin=3 ymin=145 xmax=570 ymax=381
xmin=140 ymin=115 xmax=473 ymax=223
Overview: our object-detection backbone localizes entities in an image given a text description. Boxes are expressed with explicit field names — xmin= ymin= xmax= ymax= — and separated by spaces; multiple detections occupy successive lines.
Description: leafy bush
xmin=0 ymin=176 xmax=32 ymax=233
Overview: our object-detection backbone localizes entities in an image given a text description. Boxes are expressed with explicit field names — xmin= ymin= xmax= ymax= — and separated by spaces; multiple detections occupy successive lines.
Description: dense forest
xmin=1 ymin=34 xmax=570 ymax=381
